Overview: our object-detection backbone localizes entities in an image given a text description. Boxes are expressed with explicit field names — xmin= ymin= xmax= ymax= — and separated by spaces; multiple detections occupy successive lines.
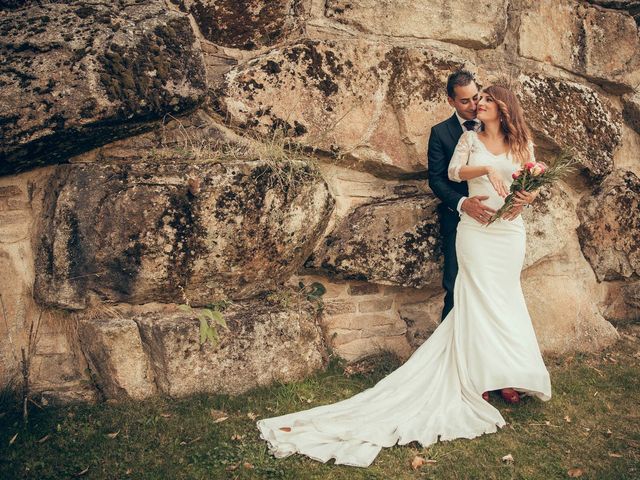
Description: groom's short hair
xmin=447 ymin=70 xmax=476 ymax=99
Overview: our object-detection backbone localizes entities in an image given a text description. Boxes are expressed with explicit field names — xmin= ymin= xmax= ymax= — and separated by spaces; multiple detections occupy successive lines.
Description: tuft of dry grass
xmin=143 ymin=114 xmax=325 ymax=199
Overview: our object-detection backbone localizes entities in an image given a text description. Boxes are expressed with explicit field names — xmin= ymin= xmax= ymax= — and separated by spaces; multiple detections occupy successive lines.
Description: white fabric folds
xmin=256 ymin=131 xmax=551 ymax=467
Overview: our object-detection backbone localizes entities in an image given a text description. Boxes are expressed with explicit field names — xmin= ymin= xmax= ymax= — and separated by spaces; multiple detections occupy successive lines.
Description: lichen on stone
xmin=518 ymin=73 xmax=622 ymax=181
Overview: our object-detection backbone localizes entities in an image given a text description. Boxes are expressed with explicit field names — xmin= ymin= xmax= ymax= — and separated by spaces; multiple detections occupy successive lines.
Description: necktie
xmin=463 ymin=120 xmax=476 ymax=131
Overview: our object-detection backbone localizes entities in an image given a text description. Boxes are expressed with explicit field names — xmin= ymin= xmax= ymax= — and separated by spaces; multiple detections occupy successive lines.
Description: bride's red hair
xmin=483 ymin=85 xmax=532 ymax=165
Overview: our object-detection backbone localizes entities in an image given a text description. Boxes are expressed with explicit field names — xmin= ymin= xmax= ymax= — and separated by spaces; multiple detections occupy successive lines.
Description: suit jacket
xmin=427 ymin=113 xmax=469 ymax=221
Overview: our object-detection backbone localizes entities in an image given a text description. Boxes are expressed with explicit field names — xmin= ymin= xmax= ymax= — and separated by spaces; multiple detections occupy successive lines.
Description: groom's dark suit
xmin=427 ymin=114 xmax=469 ymax=321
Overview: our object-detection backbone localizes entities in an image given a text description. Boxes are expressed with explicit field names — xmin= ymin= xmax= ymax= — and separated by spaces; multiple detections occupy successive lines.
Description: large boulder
xmin=77 ymin=299 xmax=327 ymax=399
xmin=621 ymin=282 xmax=640 ymax=315
xmin=522 ymin=186 xmax=576 ymax=270
xmin=306 ymin=195 xmax=442 ymax=288
xmin=517 ymin=73 xmax=622 ymax=180
xmin=601 ymin=281 xmax=640 ymax=324
xmin=622 ymin=91 xmax=640 ymax=135
xmin=324 ymin=0 xmax=508 ymax=49
xmin=577 ymin=169 xmax=640 ymax=281
xmin=0 ymin=1 xmax=207 ymax=175
xmin=170 ymin=0 xmax=306 ymax=50
xmin=520 ymin=183 xmax=619 ymax=352
xmin=522 ymin=254 xmax=618 ymax=354
xmin=0 ymin=168 xmax=97 ymax=404
xmin=216 ymin=39 xmax=467 ymax=178
xmin=584 ymin=0 xmax=640 ymax=25
xmin=77 ymin=316 xmax=156 ymax=400
xmin=34 ymin=160 xmax=334 ymax=309
xmin=519 ymin=0 xmax=640 ymax=93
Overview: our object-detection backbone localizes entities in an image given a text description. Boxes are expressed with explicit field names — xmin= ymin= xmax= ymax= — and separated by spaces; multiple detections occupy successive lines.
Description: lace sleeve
xmin=448 ymin=131 xmax=473 ymax=182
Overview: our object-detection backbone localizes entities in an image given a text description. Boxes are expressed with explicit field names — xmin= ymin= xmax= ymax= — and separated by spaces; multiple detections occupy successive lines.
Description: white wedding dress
xmin=256 ymin=130 xmax=551 ymax=467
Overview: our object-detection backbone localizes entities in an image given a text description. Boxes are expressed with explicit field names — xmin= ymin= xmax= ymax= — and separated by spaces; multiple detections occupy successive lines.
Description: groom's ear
xmin=447 ymin=96 xmax=455 ymax=108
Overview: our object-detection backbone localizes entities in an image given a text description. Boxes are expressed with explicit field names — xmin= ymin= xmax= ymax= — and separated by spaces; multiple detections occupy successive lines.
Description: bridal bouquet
xmin=487 ymin=151 xmax=577 ymax=225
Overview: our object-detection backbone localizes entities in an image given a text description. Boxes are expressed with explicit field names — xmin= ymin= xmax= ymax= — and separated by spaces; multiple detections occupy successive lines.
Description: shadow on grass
xmin=1 ymin=333 xmax=638 ymax=479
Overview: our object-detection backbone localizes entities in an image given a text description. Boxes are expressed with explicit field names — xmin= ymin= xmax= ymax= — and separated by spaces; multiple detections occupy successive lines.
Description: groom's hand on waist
xmin=461 ymin=196 xmax=496 ymax=225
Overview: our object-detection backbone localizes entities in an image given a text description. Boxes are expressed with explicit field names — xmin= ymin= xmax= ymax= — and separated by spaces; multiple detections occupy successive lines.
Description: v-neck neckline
xmin=475 ymin=132 xmax=509 ymax=157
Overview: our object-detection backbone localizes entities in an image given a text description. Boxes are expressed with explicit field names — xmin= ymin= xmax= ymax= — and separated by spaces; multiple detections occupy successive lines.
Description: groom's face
xmin=448 ymin=82 xmax=479 ymax=121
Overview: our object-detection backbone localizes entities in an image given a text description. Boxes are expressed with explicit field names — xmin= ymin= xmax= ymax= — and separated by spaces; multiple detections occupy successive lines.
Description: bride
xmin=256 ymin=84 xmax=552 ymax=468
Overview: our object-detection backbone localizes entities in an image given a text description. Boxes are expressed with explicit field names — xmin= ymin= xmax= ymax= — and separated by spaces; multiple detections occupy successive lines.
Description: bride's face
xmin=476 ymin=92 xmax=499 ymax=123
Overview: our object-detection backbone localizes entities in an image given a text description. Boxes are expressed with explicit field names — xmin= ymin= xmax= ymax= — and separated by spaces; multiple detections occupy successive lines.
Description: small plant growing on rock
xmin=178 ymin=304 xmax=229 ymax=346
xmin=178 ymin=286 xmax=230 ymax=346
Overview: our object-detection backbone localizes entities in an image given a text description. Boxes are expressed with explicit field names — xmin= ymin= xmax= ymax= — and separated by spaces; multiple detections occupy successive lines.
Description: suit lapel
xmin=445 ymin=113 xmax=463 ymax=146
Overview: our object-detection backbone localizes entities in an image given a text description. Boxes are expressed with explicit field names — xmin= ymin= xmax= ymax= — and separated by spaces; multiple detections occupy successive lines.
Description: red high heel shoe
xmin=482 ymin=391 xmax=490 ymax=402
xmin=500 ymin=388 xmax=520 ymax=404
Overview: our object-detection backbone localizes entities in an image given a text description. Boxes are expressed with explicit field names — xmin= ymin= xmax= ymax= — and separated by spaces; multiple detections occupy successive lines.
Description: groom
xmin=427 ymin=70 xmax=496 ymax=321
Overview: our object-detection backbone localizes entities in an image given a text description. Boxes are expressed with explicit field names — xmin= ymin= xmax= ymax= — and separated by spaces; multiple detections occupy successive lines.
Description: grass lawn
xmin=1 ymin=325 xmax=639 ymax=480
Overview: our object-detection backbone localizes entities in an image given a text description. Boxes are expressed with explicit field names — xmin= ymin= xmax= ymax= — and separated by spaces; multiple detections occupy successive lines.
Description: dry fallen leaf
xmin=608 ymin=453 xmax=623 ymax=458
xmin=213 ymin=417 xmax=228 ymax=424
xmin=225 ymin=463 xmax=239 ymax=472
xmin=9 ymin=433 xmax=18 ymax=445
xmin=74 ymin=467 xmax=89 ymax=477
xmin=564 ymin=415 xmax=571 ymax=423
xmin=279 ymin=427 xmax=292 ymax=432
xmin=179 ymin=436 xmax=202 ymax=446
xmin=247 ymin=412 xmax=258 ymax=420
xmin=160 ymin=413 xmax=172 ymax=418
xmin=606 ymin=429 xmax=613 ymax=437
xmin=411 ymin=455 xmax=426 ymax=470
xmin=567 ymin=467 xmax=584 ymax=477
xmin=37 ymin=434 xmax=50 ymax=443
xmin=243 ymin=462 xmax=254 ymax=469
xmin=231 ymin=434 xmax=245 ymax=441
xmin=106 ymin=431 xmax=120 ymax=439
xmin=501 ymin=453 xmax=514 ymax=464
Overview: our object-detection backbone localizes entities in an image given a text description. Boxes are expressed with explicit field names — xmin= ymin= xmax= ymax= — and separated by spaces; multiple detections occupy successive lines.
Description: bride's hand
xmin=513 ymin=189 xmax=539 ymax=206
xmin=486 ymin=167 xmax=509 ymax=198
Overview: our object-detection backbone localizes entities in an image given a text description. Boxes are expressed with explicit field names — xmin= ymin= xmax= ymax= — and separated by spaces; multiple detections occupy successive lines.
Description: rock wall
xmin=1 ymin=0 xmax=638 ymax=403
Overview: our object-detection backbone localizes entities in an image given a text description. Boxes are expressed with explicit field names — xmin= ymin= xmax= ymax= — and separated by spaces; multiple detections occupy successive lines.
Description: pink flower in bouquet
xmin=487 ymin=151 xmax=577 ymax=226
xmin=530 ymin=164 xmax=544 ymax=176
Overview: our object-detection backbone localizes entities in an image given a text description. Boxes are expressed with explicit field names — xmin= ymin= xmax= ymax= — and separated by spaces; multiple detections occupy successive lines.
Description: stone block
xmin=34 ymin=160 xmax=334 ymax=308
xmin=358 ymin=298 xmax=393 ymax=313
xmin=348 ymin=283 xmax=380 ymax=296
xmin=0 ymin=1 xmax=207 ymax=174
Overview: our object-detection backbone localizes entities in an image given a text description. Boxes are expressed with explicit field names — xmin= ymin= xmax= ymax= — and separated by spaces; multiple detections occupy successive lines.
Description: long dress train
xmin=256 ymin=131 xmax=551 ymax=467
